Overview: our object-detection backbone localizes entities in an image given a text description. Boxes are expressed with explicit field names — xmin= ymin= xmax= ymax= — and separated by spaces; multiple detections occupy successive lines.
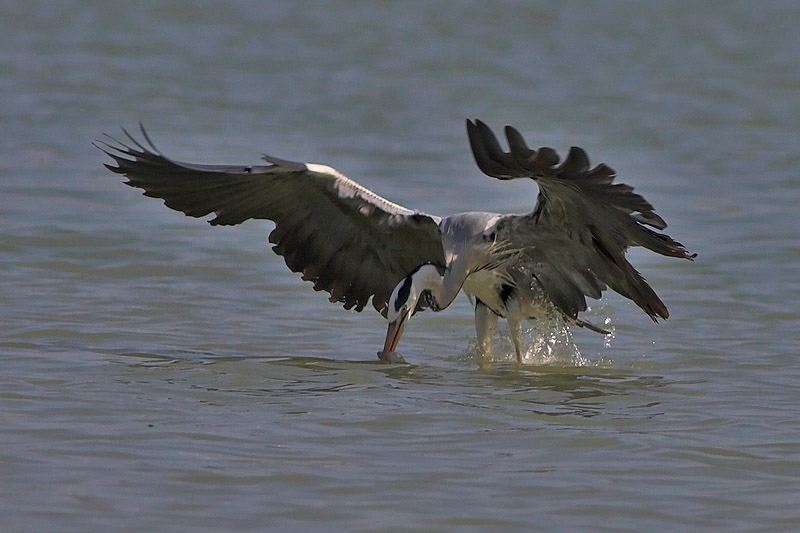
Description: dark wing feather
xmin=96 ymin=125 xmax=445 ymax=316
xmin=468 ymin=119 xmax=694 ymax=322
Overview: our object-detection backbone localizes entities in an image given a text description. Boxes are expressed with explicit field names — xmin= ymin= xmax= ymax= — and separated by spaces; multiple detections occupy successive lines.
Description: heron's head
xmin=380 ymin=264 xmax=442 ymax=361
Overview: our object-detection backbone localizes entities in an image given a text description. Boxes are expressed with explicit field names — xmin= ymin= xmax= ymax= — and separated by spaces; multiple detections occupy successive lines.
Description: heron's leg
xmin=474 ymin=300 xmax=497 ymax=358
xmin=506 ymin=313 xmax=524 ymax=363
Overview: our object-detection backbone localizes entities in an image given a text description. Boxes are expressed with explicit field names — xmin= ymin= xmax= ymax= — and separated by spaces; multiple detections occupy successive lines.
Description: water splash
xmin=458 ymin=294 xmax=618 ymax=367
xmin=602 ymin=316 xmax=616 ymax=349
xmin=522 ymin=312 xmax=588 ymax=366
xmin=466 ymin=309 xmax=590 ymax=367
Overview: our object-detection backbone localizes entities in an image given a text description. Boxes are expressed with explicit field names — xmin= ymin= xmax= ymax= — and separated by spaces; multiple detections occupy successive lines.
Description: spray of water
xmin=463 ymin=304 xmax=616 ymax=367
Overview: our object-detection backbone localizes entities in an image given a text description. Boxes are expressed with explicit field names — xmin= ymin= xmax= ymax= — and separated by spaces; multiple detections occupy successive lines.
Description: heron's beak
xmin=379 ymin=312 xmax=409 ymax=361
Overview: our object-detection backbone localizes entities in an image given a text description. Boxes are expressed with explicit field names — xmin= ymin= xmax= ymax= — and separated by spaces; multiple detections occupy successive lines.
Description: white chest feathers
xmin=462 ymin=269 xmax=514 ymax=317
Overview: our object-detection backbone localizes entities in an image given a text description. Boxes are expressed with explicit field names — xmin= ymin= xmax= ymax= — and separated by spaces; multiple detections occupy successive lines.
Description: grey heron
xmin=97 ymin=119 xmax=694 ymax=363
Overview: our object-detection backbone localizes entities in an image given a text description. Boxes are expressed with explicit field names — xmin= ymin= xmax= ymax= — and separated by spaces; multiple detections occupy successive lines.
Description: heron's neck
xmin=413 ymin=264 xmax=461 ymax=311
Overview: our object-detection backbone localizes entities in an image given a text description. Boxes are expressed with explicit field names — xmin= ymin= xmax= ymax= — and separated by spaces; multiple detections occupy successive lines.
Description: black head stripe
xmin=395 ymin=275 xmax=414 ymax=312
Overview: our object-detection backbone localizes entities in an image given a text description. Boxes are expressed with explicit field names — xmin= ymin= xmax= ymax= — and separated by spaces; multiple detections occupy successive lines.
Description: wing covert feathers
xmin=97 ymin=125 xmax=445 ymax=316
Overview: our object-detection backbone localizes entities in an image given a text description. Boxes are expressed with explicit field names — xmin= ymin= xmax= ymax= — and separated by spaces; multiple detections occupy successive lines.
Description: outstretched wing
xmin=467 ymin=119 xmax=694 ymax=322
xmin=97 ymin=125 xmax=445 ymax=316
